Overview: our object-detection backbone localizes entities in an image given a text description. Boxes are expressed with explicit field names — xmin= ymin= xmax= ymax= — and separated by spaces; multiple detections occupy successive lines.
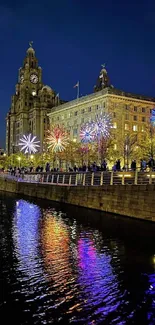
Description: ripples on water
xmin=0 ymin=194 xmax=155 ymax=324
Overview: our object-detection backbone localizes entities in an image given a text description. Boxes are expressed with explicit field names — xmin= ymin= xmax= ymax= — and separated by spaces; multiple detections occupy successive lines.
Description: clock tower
xmin=6 ymin=42 xmax=61 ymax=155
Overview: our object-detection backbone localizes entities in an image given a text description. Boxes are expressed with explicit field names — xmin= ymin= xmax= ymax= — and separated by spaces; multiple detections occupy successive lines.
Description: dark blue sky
xmin=0 ymin=0 xmax=155 ymax=147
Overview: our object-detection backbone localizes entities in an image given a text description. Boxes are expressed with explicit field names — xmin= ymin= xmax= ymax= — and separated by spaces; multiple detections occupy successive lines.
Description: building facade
xmin=48 ymin=67 xmax=155 ymax=155
xmin=6 ymin=43 xmax=63 ymax=155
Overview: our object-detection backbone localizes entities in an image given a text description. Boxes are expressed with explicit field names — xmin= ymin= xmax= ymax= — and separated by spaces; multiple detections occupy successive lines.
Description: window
xmin=150 ymin=109 xmax=152 ymax=114
xmin=96 ymin=105 xmax=99 ymax=110
xmin=133 ymin=125 xmax=138 ymax=132
xmin=25 ymin=102 xmax=27 ymax=106
xmin=68 ymin=113 xmax=71 ymax=118
xmin=113 ymin=122 xmax=117 ymax=129
xmin=73 ymin=128 xmax=77 ymax=137
xmin=61 ymin=115 xmax=64 ymax=120
xmin=142 ymin=107 xmax=146 ymax=113
xmin=133 ymin=115 xmax=137 ymax=121
xmin=113 ymin=112 xmax=116 ymax=118
xmin=81 ymin=109 xmax=85 ymax=114
xmin=142 ymin=116 xmax=146 ymax=122
xmin=74 ymin=111 xmax=78 ymax=116
xmin=125 ymin=114 xmax=129 ymax=120
xmin=134 ymin=106 xmax=137 ymax=112
xmin=125 ymin=104 xmax=129 ymax=110
xmin=88 ymin=107 xmax=91 ymax=112
xmin=44 ymin=118 xmax=46 ymax=123
xmin=125 ymin=124 xmax=129 ymax=131
xmin=114 ymin=144 xmax=117 ymax=150
xmin=57 ymin=116 xmax=59 ymax=121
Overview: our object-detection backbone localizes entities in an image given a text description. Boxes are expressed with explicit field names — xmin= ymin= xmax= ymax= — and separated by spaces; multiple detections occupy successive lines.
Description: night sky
xmin=0 ymin=0 xmax=155 ymax=147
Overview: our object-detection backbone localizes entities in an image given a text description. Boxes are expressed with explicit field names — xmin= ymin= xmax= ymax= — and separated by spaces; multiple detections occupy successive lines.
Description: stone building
xmin=48 ymin=66 xmax=155 ymax=154
xmin=6 ymin=42 xmax=64 ymax=155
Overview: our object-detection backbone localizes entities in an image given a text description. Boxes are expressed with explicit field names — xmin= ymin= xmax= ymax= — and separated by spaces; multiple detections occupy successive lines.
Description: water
xmin=0 ymin=193 xmax=155 ymax=325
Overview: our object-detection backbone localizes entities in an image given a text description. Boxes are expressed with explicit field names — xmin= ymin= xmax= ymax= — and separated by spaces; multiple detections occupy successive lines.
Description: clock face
xmin=30 ymin=74 xmax=38 ymax=84
xmin=20 ymin=75 xmax=24 ymax=83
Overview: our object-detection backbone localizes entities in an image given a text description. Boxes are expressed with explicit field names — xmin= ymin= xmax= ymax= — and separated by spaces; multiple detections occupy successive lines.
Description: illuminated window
xmin=114 ymin=144 xmax=117 ymax=150
xmin=133 ymin=115 xmax=137 ymax=121
xmin=142 ymin=107 xmax=146 ymax=113
xmin=133 ymin=125 xmax=138 ymax=132
xmin=113 ymin=122 xmax=117 ymax=129
xmin=141 ymin=125 xmax=145 ymax=132
xmin=125 ymin=123 xmax=129 ymax=130
xmin=142 ymin=116 xmax=146 ymax=122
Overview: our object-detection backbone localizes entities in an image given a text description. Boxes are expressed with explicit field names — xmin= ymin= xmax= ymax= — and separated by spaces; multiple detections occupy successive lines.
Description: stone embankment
xmin=0 ymin=177 xmax=154 ymax=222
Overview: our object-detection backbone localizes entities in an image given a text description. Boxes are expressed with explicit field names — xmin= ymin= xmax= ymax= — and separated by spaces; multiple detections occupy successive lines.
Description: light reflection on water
xmin=0 ymin=195 xmax=155 ymax=324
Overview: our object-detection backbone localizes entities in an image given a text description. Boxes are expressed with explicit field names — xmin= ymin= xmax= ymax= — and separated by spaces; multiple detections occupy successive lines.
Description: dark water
xmin=0 ymin=193 xmax=155 ymax=325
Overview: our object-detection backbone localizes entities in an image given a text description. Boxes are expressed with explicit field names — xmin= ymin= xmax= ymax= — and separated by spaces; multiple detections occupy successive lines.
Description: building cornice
xmin=48 ymin=88 xmax=155 ymax=116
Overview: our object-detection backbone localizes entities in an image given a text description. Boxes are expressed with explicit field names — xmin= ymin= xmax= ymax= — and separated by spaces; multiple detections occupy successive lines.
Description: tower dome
xmin=27 ymin=41 xmax=35 ymax=55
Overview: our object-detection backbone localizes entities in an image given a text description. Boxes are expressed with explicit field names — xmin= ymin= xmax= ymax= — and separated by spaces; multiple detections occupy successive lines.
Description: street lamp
xmin=17 ymin=156 xmax=21 ymax=167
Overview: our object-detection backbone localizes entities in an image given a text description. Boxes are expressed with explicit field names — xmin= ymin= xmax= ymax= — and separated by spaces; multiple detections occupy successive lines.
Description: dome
xmin=41 ymin=85 xmax=53 ymax=92
xmin=27 ymin=46 xmax=35 ymax=54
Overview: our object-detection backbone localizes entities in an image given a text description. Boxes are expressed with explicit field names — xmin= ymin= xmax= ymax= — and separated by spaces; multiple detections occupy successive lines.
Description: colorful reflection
xmin=77 ymin=237 xmax=120 ymax=319
xmin=147 ymin=273 xmax=155 ymax=323
xmin=13 ymin=199 xmax=41 ymax=279
xmin=41 ymin=213 xmax=72 ymax=288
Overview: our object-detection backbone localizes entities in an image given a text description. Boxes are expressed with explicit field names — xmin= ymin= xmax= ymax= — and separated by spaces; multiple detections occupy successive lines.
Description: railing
xmin=7 ymin=170 xmax=155 ymax=186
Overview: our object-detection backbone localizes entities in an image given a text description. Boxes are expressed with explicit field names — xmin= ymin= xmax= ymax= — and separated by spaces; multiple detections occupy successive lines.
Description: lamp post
xmin=17 ymin=156 xmax=21 ymax=168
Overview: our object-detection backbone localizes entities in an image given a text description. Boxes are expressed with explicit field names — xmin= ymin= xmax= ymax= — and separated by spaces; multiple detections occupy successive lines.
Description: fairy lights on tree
xmin=18 ymin=134 xmax=40 ymax=154
xmin=80 ymin=123 xmax=96 ymax=143
xmin=80 ymin=112 xmax=112 ymax=143
xmin=93 ymin=112 xmax=112 ymax=139
xmin=46 ymin=126 xmax=69 ymax=152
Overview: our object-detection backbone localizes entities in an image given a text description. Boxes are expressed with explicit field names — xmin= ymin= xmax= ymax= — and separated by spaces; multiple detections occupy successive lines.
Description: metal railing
xmin=9 ymin=170 xmax=155 ymax=186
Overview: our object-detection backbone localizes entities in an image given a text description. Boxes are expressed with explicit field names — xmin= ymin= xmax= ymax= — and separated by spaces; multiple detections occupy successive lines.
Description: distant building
xmin=48 ymin=66 xmax=155 ymax=149
xmin=6 ymin=42 xmax=65 ymax=155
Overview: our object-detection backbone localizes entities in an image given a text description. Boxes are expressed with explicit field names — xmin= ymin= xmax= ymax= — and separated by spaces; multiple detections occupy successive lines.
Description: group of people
xmin=6 ymin=157 xmax=155 ymax=176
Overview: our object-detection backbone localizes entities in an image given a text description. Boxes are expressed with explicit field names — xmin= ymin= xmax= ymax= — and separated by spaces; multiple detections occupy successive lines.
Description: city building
xmin=6 ymin=42 xmax=64 ymax=155
xmin=48 ymin=66 xmax=155 ymax=153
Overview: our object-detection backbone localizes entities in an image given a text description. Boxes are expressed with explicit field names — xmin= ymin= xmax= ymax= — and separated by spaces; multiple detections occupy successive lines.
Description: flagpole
xmin=77 ymin=81 xmax=80 ymax=99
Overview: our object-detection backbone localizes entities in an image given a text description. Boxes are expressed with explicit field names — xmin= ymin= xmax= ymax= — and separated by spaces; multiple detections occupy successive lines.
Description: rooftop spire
xmin=94 ymin=64 xmax=111 ymax=92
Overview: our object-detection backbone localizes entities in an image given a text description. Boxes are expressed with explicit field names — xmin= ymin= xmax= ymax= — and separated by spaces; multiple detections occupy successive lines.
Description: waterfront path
xmin=2 ymin=170 xmax=155 ymax=186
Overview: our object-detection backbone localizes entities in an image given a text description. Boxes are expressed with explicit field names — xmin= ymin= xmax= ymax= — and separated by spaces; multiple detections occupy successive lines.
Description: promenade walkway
xmin=2 ymin=170 xmax=155 ymax=186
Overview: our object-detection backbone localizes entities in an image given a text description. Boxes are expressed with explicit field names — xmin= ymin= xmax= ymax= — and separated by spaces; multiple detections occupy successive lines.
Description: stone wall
xmin=0 ymin=177 xmax=154 ymax=222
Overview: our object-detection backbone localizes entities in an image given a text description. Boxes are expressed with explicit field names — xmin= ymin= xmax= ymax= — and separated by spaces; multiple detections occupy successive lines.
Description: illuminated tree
xmin=46 ymin=126 xmax=69 ymax=152
xmin=19 ymin=134 xmax=40 ymax=154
